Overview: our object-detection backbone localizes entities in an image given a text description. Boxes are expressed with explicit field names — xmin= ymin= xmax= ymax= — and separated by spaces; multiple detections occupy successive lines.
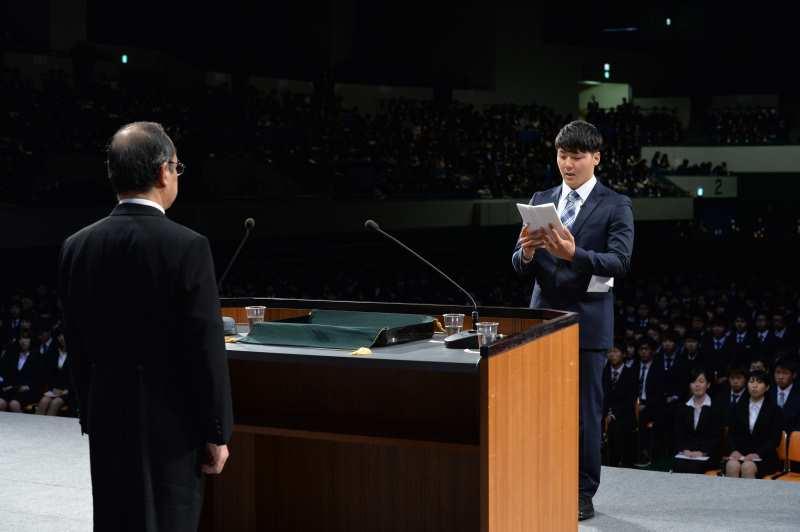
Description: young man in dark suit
xmin=730 ymin=314 xmax=756 ymax=367
xmin=602 ymin=344 xmax=637 ymax=466
xmin=59 ymin=122 xmax=233 ymax=532
xmin=512 ymin=120 xmax=634 ymax=521
xmin=633 ymin=338 xmax=666 ymax=466
xmin=713 ymin=366 xmax=749 ymax=428
xmin=771 ymin=358 xmax=800 ymax=432
xmin=753 ymin=312 xmax=778 ymax=364
xmin=702 ymin=318 xmax=735 ymax=385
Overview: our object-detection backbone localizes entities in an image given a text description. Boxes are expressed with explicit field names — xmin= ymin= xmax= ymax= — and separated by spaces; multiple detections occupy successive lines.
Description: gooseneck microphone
xmin=365 ymin=219 xmax=480 ymax=348
xmin=218 ymin=217 xmax=255 ymax=292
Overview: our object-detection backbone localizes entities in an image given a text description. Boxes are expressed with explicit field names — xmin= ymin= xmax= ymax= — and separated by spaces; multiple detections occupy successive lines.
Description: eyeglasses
xmin=166 ymin=160 xmax=186 ymax=176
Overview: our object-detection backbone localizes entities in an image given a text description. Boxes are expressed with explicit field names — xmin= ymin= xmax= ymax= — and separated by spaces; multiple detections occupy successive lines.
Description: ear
xmin=593 ymin=151 xmax=601 ymax=166
xmin=155 ymin=162 xmax=169 ymax=189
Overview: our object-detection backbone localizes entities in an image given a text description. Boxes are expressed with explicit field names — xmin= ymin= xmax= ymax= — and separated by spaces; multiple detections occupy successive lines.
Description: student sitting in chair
xmin=673 ymin=368 xmax=723 ymax=474
xmin=725 ymin=371 xmax=784 ymax=478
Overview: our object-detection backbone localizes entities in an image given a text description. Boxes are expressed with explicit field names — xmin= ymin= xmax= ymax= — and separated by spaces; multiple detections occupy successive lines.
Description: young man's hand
xmin=541 ymin=223 xmax=576 ymax=261
xmin=517 ymin=225 xmax=546 ymax=261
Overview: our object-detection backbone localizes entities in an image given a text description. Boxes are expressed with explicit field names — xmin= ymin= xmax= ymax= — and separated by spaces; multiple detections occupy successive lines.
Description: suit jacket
xmin=674 ymin=400 xmax=723 ymax=458
xmin=713 ymin=385 xmax=749 ymax=427
xmin=59 ymin=204 xmax=233 ymax=448
xmin=729 ymin=330 xmax=756 ymax=366
xmin=728 ymin=397 xmax=783 ymax=463
xmin=633 ymin=360 xmax=665 ymax=413
xmin=41 ymin=349 xmax=72 ymax=391
xmin=701 ymin=335 xmax=736 ymax=381
xmin=0 ymin=349 xmax=43 ymax=402
xmin=602 ymin=363 xmax=637 ymax=424
xmin=752 ymin=330 xmax=779 ymax=363
xmin=512 ymin=181 xmax=634 ymax=349
xmin=59 ymin=202 xmax=233 ymax=446
xmin=0 ymin=349 xmax=40 ymax=387
xmin=655 ymin=351 xmax=689 ymax=402
xmin=770 ymin=385 xmax=800 ymax=432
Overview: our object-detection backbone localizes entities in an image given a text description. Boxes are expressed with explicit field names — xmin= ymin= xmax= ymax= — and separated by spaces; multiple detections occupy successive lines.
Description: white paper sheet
xmin=516 ymin=203 xmax=563 ymax=232
xmin=588 ymin=275 xmax=614 ymax=293
xmin=674 ymin=453 xmax=710 ymax=461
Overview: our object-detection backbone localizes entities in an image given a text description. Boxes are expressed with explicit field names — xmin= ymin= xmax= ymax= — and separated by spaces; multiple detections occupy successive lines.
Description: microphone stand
xmin=365 ymin=219 xmax=480 ymax=348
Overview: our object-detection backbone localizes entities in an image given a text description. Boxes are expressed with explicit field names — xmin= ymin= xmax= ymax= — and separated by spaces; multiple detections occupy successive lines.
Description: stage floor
xmin=1 ymin=412 xmax=797 ymax=531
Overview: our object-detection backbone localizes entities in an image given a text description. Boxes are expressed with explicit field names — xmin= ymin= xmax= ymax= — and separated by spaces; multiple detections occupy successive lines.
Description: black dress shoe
xmin=578 ymin=494 xmax=595 ymax=521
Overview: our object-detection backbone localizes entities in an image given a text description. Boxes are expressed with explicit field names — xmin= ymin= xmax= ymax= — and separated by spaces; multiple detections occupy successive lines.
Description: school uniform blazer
xmin=728 ymin=397 xmax=784 ymax=462
xmin=674 ymin=400 xmax=723 ymax=457
xmin=602 ymin=363 xmax=637 ymax=423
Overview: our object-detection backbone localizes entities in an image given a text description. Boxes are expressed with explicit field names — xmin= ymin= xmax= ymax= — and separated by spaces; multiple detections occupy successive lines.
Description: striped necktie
xmin=560 ymin=190 xmax=582 ymax=229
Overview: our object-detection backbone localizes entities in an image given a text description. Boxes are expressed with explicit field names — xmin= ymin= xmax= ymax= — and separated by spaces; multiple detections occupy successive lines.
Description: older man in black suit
xmin=59 ymin=122 xmax=233 ymax=532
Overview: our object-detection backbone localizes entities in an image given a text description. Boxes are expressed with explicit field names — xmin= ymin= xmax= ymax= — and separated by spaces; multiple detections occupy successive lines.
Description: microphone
xmin=218 ymin=217 xmax=255 ymax=292
xmin=364 ymin=219 xmax=480 ymax=348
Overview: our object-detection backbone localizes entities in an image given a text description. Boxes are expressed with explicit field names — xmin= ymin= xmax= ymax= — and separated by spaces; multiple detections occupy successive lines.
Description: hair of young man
xmin=554 ymin=120 xmax=603 ymax=153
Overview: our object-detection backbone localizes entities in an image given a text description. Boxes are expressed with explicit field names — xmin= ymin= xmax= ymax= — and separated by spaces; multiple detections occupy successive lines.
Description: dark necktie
xmin=611 ymin=368 xmax=620 ymax=385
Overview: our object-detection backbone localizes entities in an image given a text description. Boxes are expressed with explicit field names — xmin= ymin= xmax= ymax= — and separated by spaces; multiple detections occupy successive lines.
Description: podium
xmin=201 ymin=298 xmax=579 ymax=532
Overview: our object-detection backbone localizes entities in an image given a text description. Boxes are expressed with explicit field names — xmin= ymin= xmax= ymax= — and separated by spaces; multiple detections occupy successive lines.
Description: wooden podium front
xmin=201 ymin=299 xmax=579 ymax=532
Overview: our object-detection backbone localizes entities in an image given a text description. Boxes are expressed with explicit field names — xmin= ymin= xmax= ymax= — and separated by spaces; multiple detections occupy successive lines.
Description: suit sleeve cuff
xmin=572 ymin=246 xmax=591 ymax=271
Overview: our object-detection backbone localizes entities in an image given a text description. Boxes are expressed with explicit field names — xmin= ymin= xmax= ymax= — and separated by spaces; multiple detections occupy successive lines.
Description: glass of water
xmin=476 ymin=322 xmax=499 ymax=347
xmin=443 ymin=313 xmax=465 ymax=335
xmin=245 ymin=306 xmax=266 ymax=328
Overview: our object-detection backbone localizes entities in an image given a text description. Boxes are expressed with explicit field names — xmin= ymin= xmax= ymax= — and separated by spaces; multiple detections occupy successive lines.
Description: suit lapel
xmin=569 ymin=181 xmax=607 ymax=237
xmin=750 ymin=401 xmax=767 ymax=435
xmin=533 ymin=185 xmax=561 ymax=206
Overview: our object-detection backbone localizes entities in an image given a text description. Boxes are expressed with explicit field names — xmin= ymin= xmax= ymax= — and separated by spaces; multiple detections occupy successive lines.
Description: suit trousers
xmin=580 ymin=348 xmax=606 ymax=497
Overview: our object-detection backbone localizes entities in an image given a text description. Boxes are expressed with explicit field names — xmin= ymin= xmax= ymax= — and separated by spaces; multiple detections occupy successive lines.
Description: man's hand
xmin=541 ymin=223 xmax=576 ymax=261
xmin=728 ymin=450 xmax=743 ymax=461
xmin=202 ymin=443 xmax=229 ymax=475
xmin=517 ymin=225 xmax=547 ymax=261
xmin=744 ymin=453 xmax=760 ymax=461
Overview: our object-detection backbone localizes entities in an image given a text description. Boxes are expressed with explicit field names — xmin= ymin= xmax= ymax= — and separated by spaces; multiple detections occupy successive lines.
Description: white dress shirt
xmin=58 ymin=351 xmax=68 ymax=370
xmin=639 ymin=361 xmax=651 ymax=401
xmin=687 ymin=394 xmax=712 ymax=429
xmin=17 ymin=352 xmax=30 ymax=371
xmin=119 ymin=198 xmax=165 ymax=214
xmin=749 ymin=398 xmax=764 ymax=433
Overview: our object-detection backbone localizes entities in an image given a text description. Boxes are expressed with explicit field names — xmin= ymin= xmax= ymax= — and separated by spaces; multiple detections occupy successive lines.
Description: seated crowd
xmin=604 ymin=278 xmax=800 ymax=477
xmin=0 ymin=286 xmax=71 ymax=415
xmin=2 ymin=67 xmax=702 ymax=204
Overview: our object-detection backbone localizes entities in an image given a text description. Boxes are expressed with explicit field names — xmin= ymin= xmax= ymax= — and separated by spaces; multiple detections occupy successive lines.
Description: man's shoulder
xmin=63 ymin=217 xmax=109 ymax=248
xmin=530 ymin=184 xmax=560 ymax=202
xmin=63 ymin=214 xmax=206 ymax=251
xmin=595 ymin=181 xmax=631 ymax=205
